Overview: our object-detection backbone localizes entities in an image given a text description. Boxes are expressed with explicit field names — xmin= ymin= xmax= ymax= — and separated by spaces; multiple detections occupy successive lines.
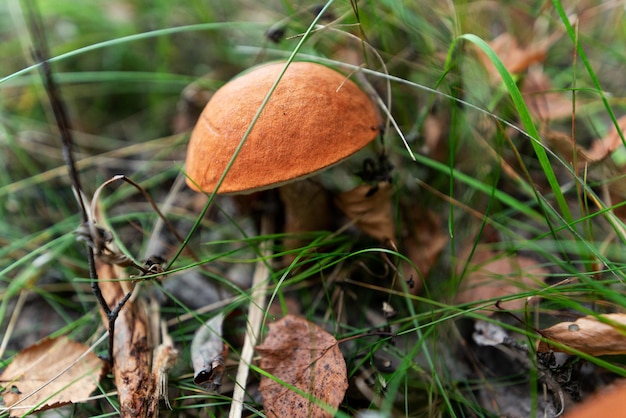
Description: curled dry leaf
xmin=543 ymin=130 xmax=599 ymax=164
xmin=256 ymin=314 xmax=348 ymax=418
xmin=522 ymin=69 xmax=578 ymax=122
xmin=541 ymin=115 xmax=626 ymax=221
xmin=421 ymin=110 xmax=449 ymax=161
xmin=401 ymin=207 xmax=447 ymax=293
xmin=544 ymin=116 xmax=626 ymax=165
xmin=456 ymin=247 xmax=547 ymax=314
xmin=0 ymin=336 xmax=104 ymax=417
xmin=543 ymin=113 xmax=626 ymax=165
xmin=536 ymin=313 xmax=626 ymax=356
xmin=588 ymin=115 xmax=626 ymax=162
xmin=190 ymin=312 xmax=227 ymax=392
xmin=478 ymin=33 xmax=552 ymax=83
xmin=335 ymin=182 xmax=396 ymax=243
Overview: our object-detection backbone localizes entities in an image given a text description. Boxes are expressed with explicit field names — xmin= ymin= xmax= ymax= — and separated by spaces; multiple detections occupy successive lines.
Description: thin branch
xmin=23 ymin=0 xmax=124 ymax=362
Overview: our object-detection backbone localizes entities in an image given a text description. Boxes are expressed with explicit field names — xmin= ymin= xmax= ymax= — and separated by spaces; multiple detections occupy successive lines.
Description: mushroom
xmin=184 ymin=61 xmax=380 ymax=414
xmin=185 ymin=61 xmax=380 ymax=252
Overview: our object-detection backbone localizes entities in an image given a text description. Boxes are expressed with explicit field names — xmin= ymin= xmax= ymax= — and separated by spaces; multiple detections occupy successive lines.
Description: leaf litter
xmin=335 ymin=182 xmax=396 ymax=243
xmin=537 ymin=313 xmax=626 ymax=356
xmin=256 ymin=314 xmax=348 ymax=418
xmin=0 ymin=336 xmax=104 ymax=417
xmin=456 ymin=245 xmax=548 ymax=314
xmin=7 ymin=2 xmax=626 ymax=417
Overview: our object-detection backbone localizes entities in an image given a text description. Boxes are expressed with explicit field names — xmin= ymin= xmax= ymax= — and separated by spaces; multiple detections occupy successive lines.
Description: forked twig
xmin=24 ymin=0 xmax=128 ymax=364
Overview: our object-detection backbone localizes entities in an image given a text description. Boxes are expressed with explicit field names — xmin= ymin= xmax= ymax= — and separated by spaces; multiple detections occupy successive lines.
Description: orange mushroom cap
xmin=185 ymin=61 xmax=380 ymax=194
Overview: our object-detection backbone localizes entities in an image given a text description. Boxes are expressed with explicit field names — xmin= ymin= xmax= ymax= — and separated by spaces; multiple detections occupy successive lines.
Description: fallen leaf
xmin=478 ymin=33 xmax=552 ymax=83
xmin=540 ymin=117 xmax=626 ymax=222
xmin=543 ymin=130 xmax=598 ymax=164
xmin=607 ymin=165 xmax=626 ymax=222
xmin=522 ymin=69 xmax=578 ymax=121
xmin=544 ymin=116 xmax=626 ymax=166
xmin=190 ymin=312 xmax=227 ymax=391
xmin=421 ymin=110 xmax=449 ymax=162
xmin=256 ymin=314 xmax=348 ymax=418
xmin=335 ymin=182 xmax=396 ymax=243
xmin=400 ymin=207 xmax=447 ymax=293
xmin=456 ymin=247 xmax=547 ymax=314
xmin=537 ymin=313 xmax=626 ymax=356
xmin=0 ymin=336 xmax=104 ymax=417
xmin=587 ymin=115 xmax=626 ymax=162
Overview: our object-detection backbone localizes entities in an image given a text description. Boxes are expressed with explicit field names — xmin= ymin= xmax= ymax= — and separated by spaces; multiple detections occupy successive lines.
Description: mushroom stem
xmin=279 ymin=179 xmax=333 ymax=264
xmin=229 ymin=213 xmax=273 ymax=418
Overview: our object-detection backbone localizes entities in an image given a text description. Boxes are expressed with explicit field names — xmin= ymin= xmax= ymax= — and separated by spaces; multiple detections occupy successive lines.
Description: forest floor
xmin=2 ymin=1 xmax=626 ymax=417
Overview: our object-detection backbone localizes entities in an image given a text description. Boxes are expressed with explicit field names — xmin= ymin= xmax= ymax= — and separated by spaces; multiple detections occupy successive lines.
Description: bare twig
xmin=22 ymin=0 xmax=125 ymax=364
xmin=91 ymin=174 xmax=189 ymax=254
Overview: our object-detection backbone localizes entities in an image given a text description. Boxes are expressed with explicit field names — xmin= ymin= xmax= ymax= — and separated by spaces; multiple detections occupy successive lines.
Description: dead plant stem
xmin=24 ymin=0 xmax=118 ymax=362
xmin=229 ymin=213 xmax=273 ymax=418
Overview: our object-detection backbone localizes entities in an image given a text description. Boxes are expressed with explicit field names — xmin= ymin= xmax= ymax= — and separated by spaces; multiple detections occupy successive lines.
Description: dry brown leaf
xmin=456 ymin=247 xmax=547 ymax=314
xmin=522 ymin=69 xmax=577 ymax=121
xmin=543 ymin=130 xmax=598 ymax=164
xmin=401 ymin=207 xmax=447 ymax=293
xmin=421 ymin=110 xmax=449 ymax=162
xmin=536 ymin=313 xmax=626 ymax=356
xmin=607 ymin=165 xmax=626 ymax=222
xmin=543 ymin=116 xmax=626 ymax=165
xmin=478 ymin=33 xmax=551 ymax=83
xmin=335 ymin=182 xmax=396 ymax=243
xmin=256 ymin=314 xmax=348 ymax=418
xmin=588 ymin=115 xmax=626 ymax=162
xmin=0 ymin=336 xmax=104 ymax=417
xmin=540 ymin=116 xmax=626 ymax=223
